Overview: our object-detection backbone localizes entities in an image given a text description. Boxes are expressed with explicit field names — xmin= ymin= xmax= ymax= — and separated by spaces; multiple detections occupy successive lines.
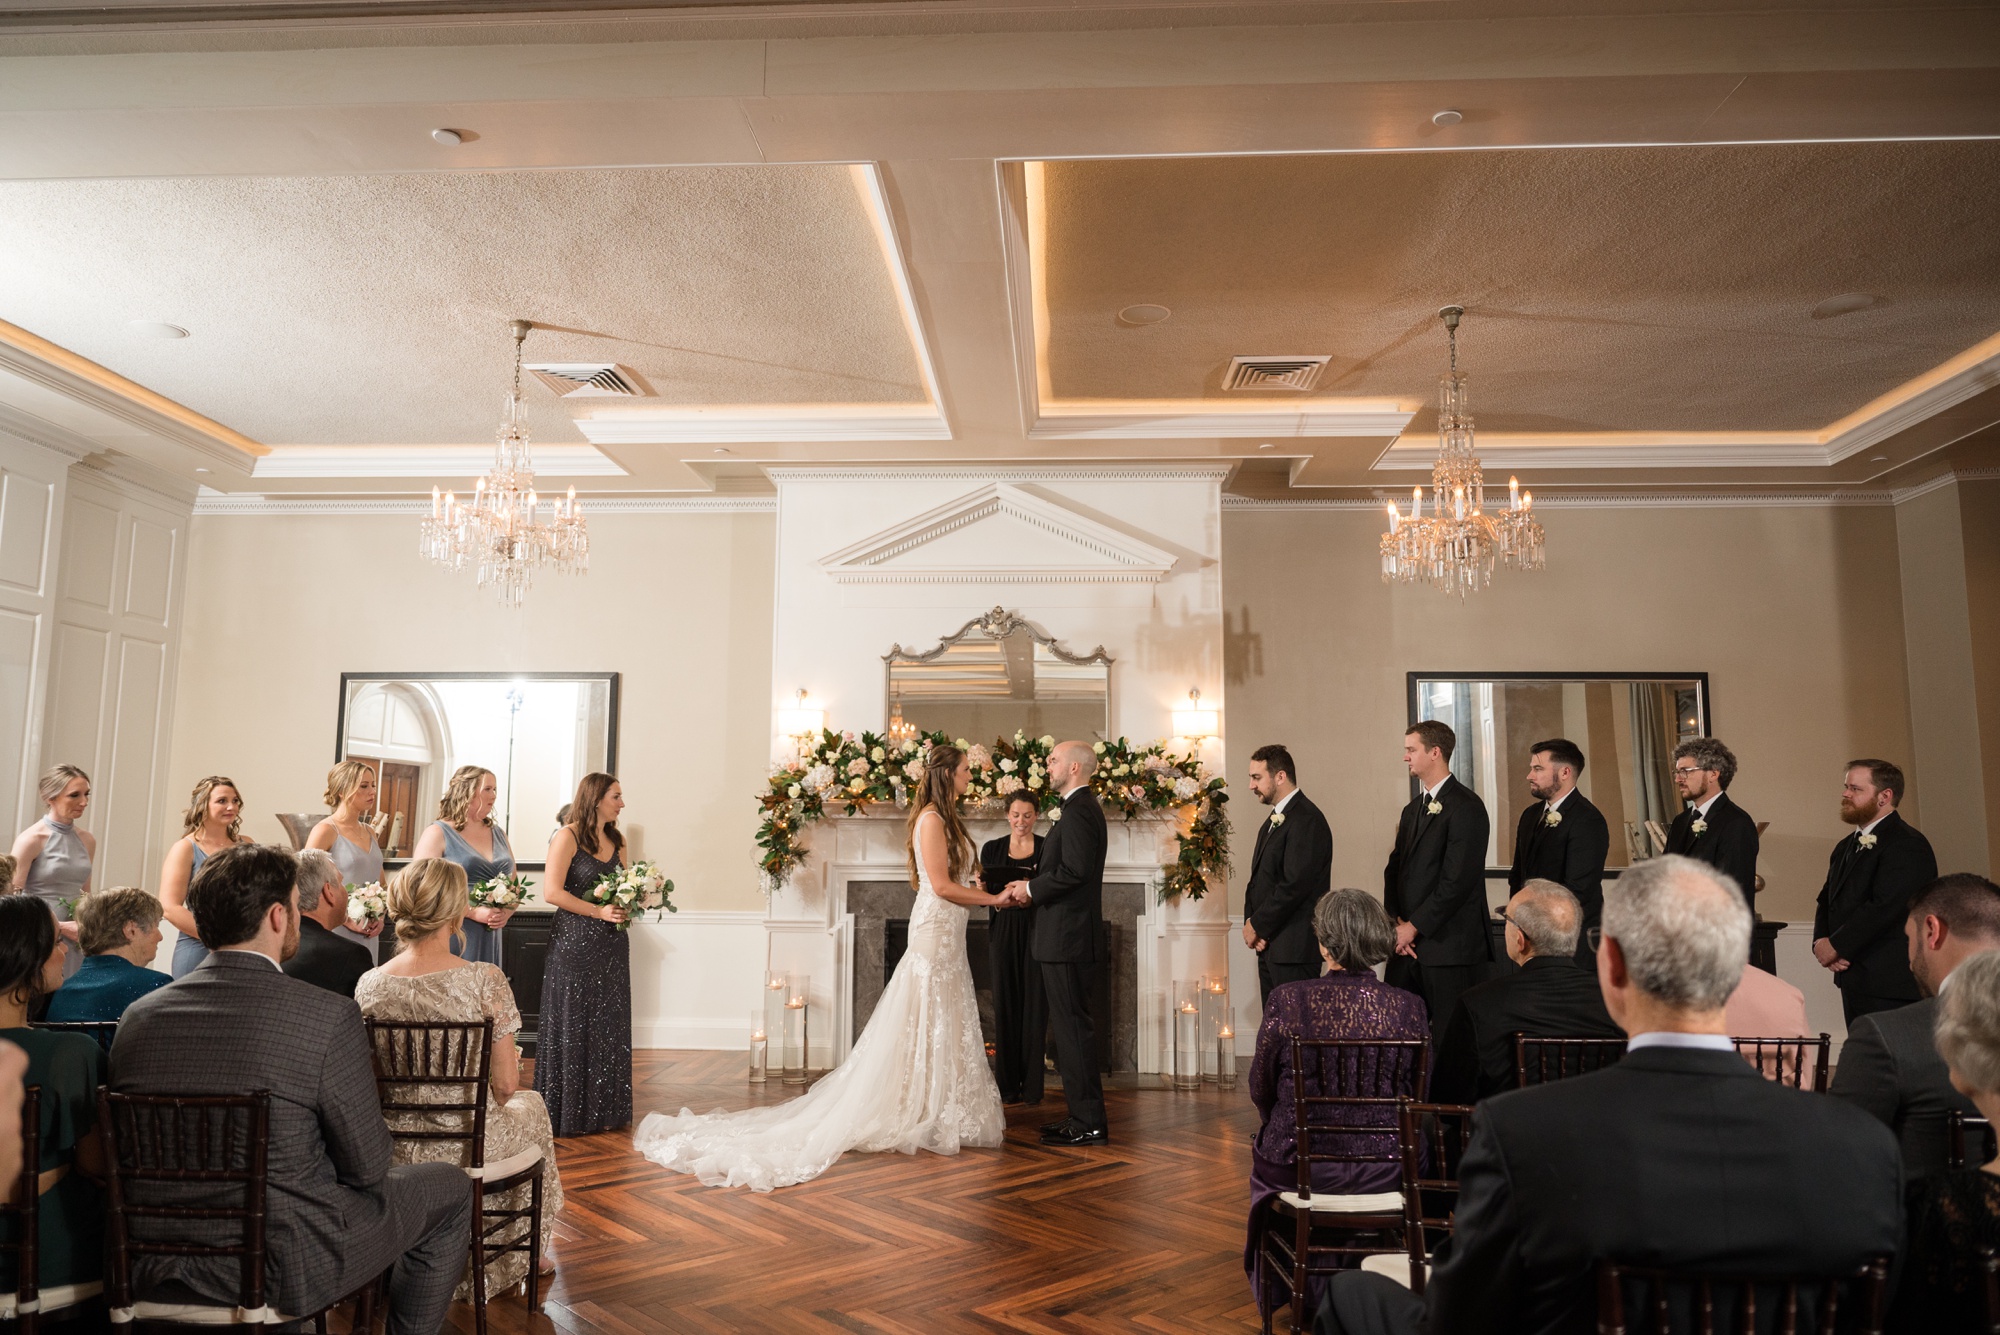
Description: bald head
xmin=1508 ymin=880 xmax=1582 ymax=960
xmin=1046 ymin=740 xmax=1098 ymax=793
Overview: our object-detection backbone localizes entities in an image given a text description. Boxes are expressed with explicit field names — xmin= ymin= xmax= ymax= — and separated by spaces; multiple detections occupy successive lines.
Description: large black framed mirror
xmin=335 ymin=672 xmax=619 ymax=868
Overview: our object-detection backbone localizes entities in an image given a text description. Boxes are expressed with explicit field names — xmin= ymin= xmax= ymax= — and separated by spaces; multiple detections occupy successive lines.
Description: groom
xmin=1005 ymin=740 xmax=1109 ymax=1147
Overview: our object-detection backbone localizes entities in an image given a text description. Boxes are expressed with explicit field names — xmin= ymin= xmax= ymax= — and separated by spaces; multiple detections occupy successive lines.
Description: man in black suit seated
xmin=1831 ymin=872 xmax=2000 ymax=1181
xmin=1507 ymin=738 xmax=1609 ymax=963
xmin=281 ymin=847 xmax=373 ymax=998
xmin=1320 ymin=854 xmax=1903 ymax=1335
xmin=1384 ymin=720 xmax=1493 ymax=1039
xmin=1242 ymin=744 xmax=1334 ymax=1004
xmin=1431 ymin=880 xmax=1622 ymax=1104
xmin=1661 ymin=737 xmax=1759 ymax=910
xmin=1811 ymin=758 xmax=1939 ymax=1025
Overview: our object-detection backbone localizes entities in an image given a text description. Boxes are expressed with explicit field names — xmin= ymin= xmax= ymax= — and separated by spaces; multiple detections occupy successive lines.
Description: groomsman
xmin=1662 ymin=737 xmax=1760 ymax=909
xmin=1812 ymin=759 xmax=1939 ymax=1024
xmin=1242 ymin=745 xmax=1334 ymax=1003
xmin=1385 ymin=721 xmax=1493 ymax=1036
xmin=1507 ymin=738 xmax=1610 ymax=961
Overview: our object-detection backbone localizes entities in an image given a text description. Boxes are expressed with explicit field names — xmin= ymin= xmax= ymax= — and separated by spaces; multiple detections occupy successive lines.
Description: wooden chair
xmin=1594 ymin=1256 xmax=1891 ymax=1335
xmin=1257 ymin=1038 xmax=1429 ymax=1335
xmin=1731 ymin=1035 xmax=1830 ymax=1091
xmin=30 ymin=1021 xmax=118 ymax=1054
xmin=98 ymin=1089 xmax=369 ymax=1331
xmin=1514 ymin=1034 xmax=1628 ymax=1088
xmin=1977 ymin=1246 xmax=2000 ymax=1335
xmin=1 ymin=1087 xmax=106 ymax=1331
xmin=1949 ymin=1110 xmax=1996 ymax=1170
xmin=364 ymin=1019 xmax=544 ymax=1335
xmin=1356 ymin=1100 xmax=1475 ymax=1294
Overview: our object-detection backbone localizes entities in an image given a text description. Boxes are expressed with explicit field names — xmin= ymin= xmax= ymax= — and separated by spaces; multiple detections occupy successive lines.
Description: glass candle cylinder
xmin=1200 ymin=975 xmax=1229 ymax=1082
xmin=764 ymin=971 xmax=788 ymax=1052
xmin=782 ymin=973 xmax=812 ymax=1086
xmin=1173 ymin=980 xmax=1202 ymax=1090
xmin=749 ymin=1009 xmax=768 ymax=1084
xmin=1216 ymin=1025 xmax=1237 ymax=1091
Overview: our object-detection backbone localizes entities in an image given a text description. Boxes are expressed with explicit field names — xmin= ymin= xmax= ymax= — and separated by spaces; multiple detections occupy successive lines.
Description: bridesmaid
xmin=10 ymin=765 xmax=96 ymax=976
xmin=409 ymin=766 xmax=516 ymax=965
xmin=158 ymin=775 xmax=254 ymax=977
xmin=306 ymin=760 xmax=389 ymax=962
xmin=534 ymin=772 xmax=633 ymax=1137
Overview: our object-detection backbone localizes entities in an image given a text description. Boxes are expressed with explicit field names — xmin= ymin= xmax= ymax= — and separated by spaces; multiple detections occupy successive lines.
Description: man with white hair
xmin=281 ymin=846 xmax=373 ymax=998
xmin=1318 ymin=855 xmax=1902 ymax=1335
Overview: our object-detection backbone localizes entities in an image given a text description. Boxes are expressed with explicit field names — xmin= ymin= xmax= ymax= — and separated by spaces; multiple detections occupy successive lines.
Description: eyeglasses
xmin=1671 ymin=766 xmax=1709 ymax=778
xmin=1586 ymin=927 xmax=1604 ymax=951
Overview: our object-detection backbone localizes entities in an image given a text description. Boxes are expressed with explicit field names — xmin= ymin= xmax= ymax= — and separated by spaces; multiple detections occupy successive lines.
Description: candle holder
xmin=1172 ymin=980 xmax=1202 ymax=1090
xmin=763 ymin=970 xmax=788 ymax=1058
xmin=1216 ymin=1026 xmax=1238 ymax=1091
xmin=1200 ymin=974 xmax=1230 ymax=1083
xmin=782 ymin=972 xmax=812 ymax=1086
xmin=749 ymin=1008 xmax=769 ymax=1084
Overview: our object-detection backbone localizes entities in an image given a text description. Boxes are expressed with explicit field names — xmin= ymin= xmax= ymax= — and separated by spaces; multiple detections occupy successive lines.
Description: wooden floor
xmin=431 ymin=1050 xmax=1265 ymax=1335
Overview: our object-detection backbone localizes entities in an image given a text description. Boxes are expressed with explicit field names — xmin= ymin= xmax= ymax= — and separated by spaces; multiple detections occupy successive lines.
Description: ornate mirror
xmin=885 ymin=608 xmax=1111 ymax=743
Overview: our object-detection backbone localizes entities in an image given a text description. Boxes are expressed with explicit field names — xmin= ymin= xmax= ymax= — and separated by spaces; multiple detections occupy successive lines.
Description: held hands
xmin=1393 ymin=919 xmax=1419 ymax=958
xmin=599 ymin=903 xmax=629 ymax=924
xmin=469 ymin=907 xmax=515 ymax=929
xmin=1811 ymin=937 xmax=1845 ymax=971
xmin=1241 ymin=919 xmax=1267 ymax=953
xmin=992 ymin=880 xmax=1032 ymax=909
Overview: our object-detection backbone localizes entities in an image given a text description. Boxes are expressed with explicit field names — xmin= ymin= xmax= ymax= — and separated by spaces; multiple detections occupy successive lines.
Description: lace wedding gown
xmin=633 ymin=811 xmax=1006 ymax=1191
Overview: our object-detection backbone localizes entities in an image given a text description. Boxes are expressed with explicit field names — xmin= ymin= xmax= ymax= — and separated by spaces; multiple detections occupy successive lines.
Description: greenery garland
xmin=757 ymin=728 xmax=1230 ymax=901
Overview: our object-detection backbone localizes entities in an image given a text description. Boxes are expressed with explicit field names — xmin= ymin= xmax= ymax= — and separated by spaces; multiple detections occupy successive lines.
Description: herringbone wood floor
xmin=422 ymin=1050 xmax=1263 ymax=1335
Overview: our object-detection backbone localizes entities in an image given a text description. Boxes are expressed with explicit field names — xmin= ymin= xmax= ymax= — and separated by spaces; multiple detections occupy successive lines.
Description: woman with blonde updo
xmin=10 ymin=765 xmax=97 ymax=973
xmin=410 ymin=766 xmax=516 ymax=965
xmin=355 ymin=858 xmax=562 ymax=1296
xmin=306 ymin=759 xmax=388 ymax=961
xmin=158 ymin=775 xmax=255 ymax=977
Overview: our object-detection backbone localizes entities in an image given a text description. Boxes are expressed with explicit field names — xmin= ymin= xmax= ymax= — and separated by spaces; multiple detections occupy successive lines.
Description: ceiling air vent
xmin=525 ymin=363 xmax=647 ymax=398
xmin=1222 ymin=355 xmax=1330 ymax=392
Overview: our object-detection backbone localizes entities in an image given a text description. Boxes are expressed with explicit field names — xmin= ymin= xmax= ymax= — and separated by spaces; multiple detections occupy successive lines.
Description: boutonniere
xmin=1858 ymin=832 xmax=1878 ymax=850
xmin=1426 ymin=800 xmax=1443 ymax=816
xmin=1049 ymin=807 xmax=1063 ymax=823
xmin=1269 ymin=812 xmax=1286 ymax=828
xmin=1542 ymin=809 xmax=1563 ymax=828
xmin=1690 ymin=818 xmax=1708 ymax=836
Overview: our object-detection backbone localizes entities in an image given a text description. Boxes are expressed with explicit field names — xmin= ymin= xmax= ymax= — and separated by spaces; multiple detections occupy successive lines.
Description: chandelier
xmin=885 ymin=684 xmax=919 ymax=748
xmin=1379 ymin=306 xmax=1544 ymax=597
xmin=420 ymin=319 xmax=589 ymax=608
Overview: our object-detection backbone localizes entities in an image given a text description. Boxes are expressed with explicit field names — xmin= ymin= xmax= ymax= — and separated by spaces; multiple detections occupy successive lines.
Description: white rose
xmin=1039 ymin=735 xmax=1054 ymax=747
xmin=1173 ymin=776 xmax=1199 ymax=800
xmin=1093 ymin=741 xmax=1107 ymax=754
xmin=1028 ymin=775 xmax=1044 ymax=790
xmin=1000 ymin=758 xmax=1018 ymax=773
xmin=871 ymin=746 xmax=885 ymax=762
xmin=787 ymin=784 xmax=801 ymax=799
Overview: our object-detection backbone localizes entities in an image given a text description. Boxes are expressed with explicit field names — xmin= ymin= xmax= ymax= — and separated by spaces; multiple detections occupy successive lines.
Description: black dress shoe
xmin=1038 ymin=1118 xmax=1070 ymax=1135
xmin=1040 ymin=1122 xmax=1109 ymax=1147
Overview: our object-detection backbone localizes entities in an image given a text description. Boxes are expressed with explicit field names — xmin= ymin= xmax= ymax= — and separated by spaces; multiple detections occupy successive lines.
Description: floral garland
xmin=756 ymin=729 xmax=1230 ymax=901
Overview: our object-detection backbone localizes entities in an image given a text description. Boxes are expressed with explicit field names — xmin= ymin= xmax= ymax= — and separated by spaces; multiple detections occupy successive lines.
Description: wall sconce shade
xmin=1172 ymin=688 xmax=1218 ymax=741
xmin=777 ymin=687 xmax=825 ymax=738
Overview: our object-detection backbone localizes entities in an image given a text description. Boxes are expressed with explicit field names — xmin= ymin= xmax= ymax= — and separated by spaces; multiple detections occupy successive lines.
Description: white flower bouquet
xmin=470 ymin=873 xmax=534 ymax=910
xmin=345 ymin=881 xmax=387 ymax=929
xmin=586 ymin=861 xmax=676 ymax=932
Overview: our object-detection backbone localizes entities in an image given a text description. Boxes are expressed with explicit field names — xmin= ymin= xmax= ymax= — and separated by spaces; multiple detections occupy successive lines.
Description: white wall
xmin=0 ymin=432 xmax=70 ymax=836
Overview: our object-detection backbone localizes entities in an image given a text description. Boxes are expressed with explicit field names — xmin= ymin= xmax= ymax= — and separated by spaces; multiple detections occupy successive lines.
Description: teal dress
xmin=45 ymin=954 xmax=170 ymax=1021
xmin=437 ymin=822 xmax=514 ymax=966
xmin=0 ymin=1028 xmax=105 ymax=1292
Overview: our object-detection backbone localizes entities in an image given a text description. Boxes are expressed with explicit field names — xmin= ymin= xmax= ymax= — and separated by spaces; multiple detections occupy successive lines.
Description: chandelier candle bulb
xmin=1412 ymin=486 xmax=1423 ymax=519
xmin=1509 ymin=476 xmax=1520 ymax=509
xmin=1387 ymin=502 xmax=1400 ymax=534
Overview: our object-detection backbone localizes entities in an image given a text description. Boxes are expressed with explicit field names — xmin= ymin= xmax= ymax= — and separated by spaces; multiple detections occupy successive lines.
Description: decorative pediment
xmin=816 ymin=483 xmax=1178 ymax=586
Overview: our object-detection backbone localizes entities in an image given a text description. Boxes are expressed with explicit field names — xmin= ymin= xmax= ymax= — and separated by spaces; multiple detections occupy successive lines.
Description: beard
xmin=279 ymin=910 xmax=301 ymax=963
xmin=1527 ymin=778 xmax=1555 ymax=802
xmin=1839 ymin=798 xmax=1876 ymax=826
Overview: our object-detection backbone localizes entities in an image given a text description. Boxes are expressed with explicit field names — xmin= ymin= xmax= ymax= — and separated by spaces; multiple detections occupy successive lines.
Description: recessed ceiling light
xmin=1811 ymin=292 xmax=1885 ymax=320
xmin=431 ymin=128 xmax=465 ymax=146
xmin=1869 ymin=455 xmax=1889 ymax=463
xmin=1432 ymin=109 xmax=1464 ymax=126
xmin=1116 ymin=304 xmax=1171 ymax=328
xmin=194 ymin=467 xmax=209 ymax=474
xmin=1258 ymin=442 xmax=1274 ymax=450
xmin=128 ymin=320 xmax=188 ymax=339
xmin=714 ymin=447 xmax=733 ymax=455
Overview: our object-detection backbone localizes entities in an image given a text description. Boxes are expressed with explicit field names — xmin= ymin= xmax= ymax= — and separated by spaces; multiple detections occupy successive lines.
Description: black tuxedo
xmin=1830 ymin=994 xmax=1977 ymax=1182
xmin=1810 ymin=811 xmax=1938 ymax=1022
xmin=1244 ymin=790 xmax=1334 ymax=1000
xmin=1507 ymin=788 xmax=1609 ymax=962
xmin=1430 ymin=955 xmax=1622 ymax=1105
xmin=1027 ymin=786 xmax=1108 ymax=1131
xmin=1662 ymin=791 xmax=1759 ymax=908
xmin=1320 ymin=1047 xmax=1904 ymax=1335
xmin=1384 ymin=774 xmax=1492 ymax=1035
xmin=282 ymin=915 xmax=374 ymax=999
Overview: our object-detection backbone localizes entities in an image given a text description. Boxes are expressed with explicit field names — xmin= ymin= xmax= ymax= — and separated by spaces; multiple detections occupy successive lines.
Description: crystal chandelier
xmin=1380 ymin=305 xmax=1544 ymax=597
xmin=420 ymin=319 xmax=589 ymax=608
xmin=885 ymin=684 xmax=919 ymax=748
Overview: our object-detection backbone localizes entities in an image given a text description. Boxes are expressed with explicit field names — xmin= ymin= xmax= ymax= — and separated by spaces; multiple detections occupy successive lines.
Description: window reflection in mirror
xmin=886 ymin=610 xmax=1110 ymax=744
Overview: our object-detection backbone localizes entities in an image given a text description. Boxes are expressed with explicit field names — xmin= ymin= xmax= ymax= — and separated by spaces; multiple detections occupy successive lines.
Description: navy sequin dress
xmin=534 ymin=844 xmax=634 ymax=1136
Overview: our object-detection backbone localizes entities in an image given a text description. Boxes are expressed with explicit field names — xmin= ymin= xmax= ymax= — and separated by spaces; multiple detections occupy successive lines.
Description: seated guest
xmin=110 ymin=844 xmax=470 ymax=1332
xmin=1831 ymin=872 xmax=2000 ymax=1181
xmin=356 ymin=858 xmax=562 ymax=1298
xmin=1431 ymin=880 xmax=1620 ymax=1104
xmin=0 ymin=896 xmax=104 ymax=1297
xmin=1246 ymin=888 xmax=1428 ymax=1319
xmin=1890 ymin=947 xmax=2000 ymax=1331
xmin=0 ymin=1038 xmax=24 ymax=1194
xmin=1725 ymin=961 xmax=1817 ymax=1087
xmin=282 ymin=848 xmax=373 ymax=998
xmin=1318 ymin=855 xmax=1902 ymax=1335
xmin=45 ymin=886 xmax=171 ymax=1022
xmin=0 ymin=853 xmax=15 ymax=895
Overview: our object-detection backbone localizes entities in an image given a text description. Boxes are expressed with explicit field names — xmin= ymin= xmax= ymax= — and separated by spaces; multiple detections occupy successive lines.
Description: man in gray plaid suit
xmin=111 ymin=844 xmax=470 ymax=1332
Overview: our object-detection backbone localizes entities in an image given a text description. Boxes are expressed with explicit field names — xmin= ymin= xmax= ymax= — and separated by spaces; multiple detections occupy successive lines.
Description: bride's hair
xmin=905 ymin=744 xmax=972 ymax=889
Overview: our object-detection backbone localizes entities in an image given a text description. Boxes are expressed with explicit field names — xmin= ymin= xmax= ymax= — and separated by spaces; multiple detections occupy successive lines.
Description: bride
xmin=633 ymin=743 xmax=1014 ymax=1191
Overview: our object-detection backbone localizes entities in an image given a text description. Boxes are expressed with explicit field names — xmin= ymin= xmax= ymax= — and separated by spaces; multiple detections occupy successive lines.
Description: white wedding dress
xmin=633 ymin=811 xmax=1006 ymax=1191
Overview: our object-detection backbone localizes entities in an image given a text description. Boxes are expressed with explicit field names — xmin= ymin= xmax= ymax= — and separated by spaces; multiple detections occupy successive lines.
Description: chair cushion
xmin=0 ymin=1280 xmax=104 ymax=1317
xmin=1276 ymin=1190 xmax=1403 ymax=1214
xmin=110 ymin=1301 xmax=300 ymax=1324
xmin=470 ymin=1144 xmax=543 ymax=1182
xmin=1359 ymin=1252 xmax=1425 ymax=1288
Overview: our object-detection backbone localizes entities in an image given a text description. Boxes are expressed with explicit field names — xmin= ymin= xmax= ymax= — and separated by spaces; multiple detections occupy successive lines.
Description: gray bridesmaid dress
xmin=329 ymin=829 xmax=387 ymax=962
xmin=437 ymin=821 xmax=513 ymax=966
xmin=21 ymin=816 xmax=89 ymax=979
xmin=169 ymin=840 xmax=213 ymax=977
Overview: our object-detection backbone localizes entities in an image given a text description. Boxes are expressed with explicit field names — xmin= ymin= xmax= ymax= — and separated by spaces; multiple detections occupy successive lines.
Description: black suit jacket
xmin=1028 ymin=786 xmax=1106 ymax=965
xmin=1662 ymin=791 xmax=1759 ymax=906
xmin=1830 ymin=994 xmax=1977 ymax=1182
xmin=1508 ymin=788 xmax=1610 ymax=934
xmin=1419 ymin=1047 xmax=1903 ymax=1335
xmin=1430 ymin=955 xmax=1623 ymax=1104
xmin=1811 ymin=812 xmax=1938 ymax=1003
xmin=283 ymin=916 xmax=374 ymax=999
xmin=1244 ymin=791 xmax=1334 ymax=965
xmin=1383 ymin=774 xmax=1492 ymax=967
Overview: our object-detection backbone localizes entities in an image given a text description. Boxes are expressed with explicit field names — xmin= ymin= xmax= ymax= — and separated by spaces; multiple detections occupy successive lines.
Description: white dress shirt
xmin=1627 ymin=1032 xmax=1734 ymax=1053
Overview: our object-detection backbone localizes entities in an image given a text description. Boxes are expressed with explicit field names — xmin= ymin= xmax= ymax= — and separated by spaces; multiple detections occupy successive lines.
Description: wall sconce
xmin=776 ymin=687 xmax=825 ymax=741
xmin=1172 ymin=688 xmax=1218 ymax=741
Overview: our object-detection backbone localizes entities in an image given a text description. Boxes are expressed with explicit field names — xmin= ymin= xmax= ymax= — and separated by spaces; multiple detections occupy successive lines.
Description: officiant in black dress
xmin=982 ymin=789 xmax=1047 ymax=1105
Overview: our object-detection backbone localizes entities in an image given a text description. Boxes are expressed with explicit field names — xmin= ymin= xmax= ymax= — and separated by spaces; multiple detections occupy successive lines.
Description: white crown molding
xmin=818 ymin=481 xmax=1177 ymax=584
xmin=767 ymin=464 xmax=1233 ymax=483
xmin=0 ymin=404 xmax=97 ymax=462
xmin=1224 ymin=468 xmax=2000 ymax=511
xmin=252 ymin=443 xmax=629 ymax=479
xmin=575 ymin=407 xmax=950 ymax=445
xmin=1029 ymin=402 xmax=1414 ymax=440
xmin=1372 ymin=435 xmax=1835 ymax=470
xmin=193 ymin=491 xmax=774 ymax=515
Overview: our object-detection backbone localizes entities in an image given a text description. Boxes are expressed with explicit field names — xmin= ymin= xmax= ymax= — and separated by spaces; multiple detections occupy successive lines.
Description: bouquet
xmin=469 ymin=873 xmax=533 ymax=910
xmin=345 ymin=881 xmax=387 ymax=929
xmin=585 ymin=861 xmax=675 ymax=932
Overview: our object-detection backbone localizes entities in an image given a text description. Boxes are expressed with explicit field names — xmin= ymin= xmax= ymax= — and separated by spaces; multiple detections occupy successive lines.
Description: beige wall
xmin=166 ymin=508 xmax=777 ymax=911
xmin=1960 ymin=478 xmax=2000 ymax=874
xmin=1221 ymin=502 xmax=1917 ymax=923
